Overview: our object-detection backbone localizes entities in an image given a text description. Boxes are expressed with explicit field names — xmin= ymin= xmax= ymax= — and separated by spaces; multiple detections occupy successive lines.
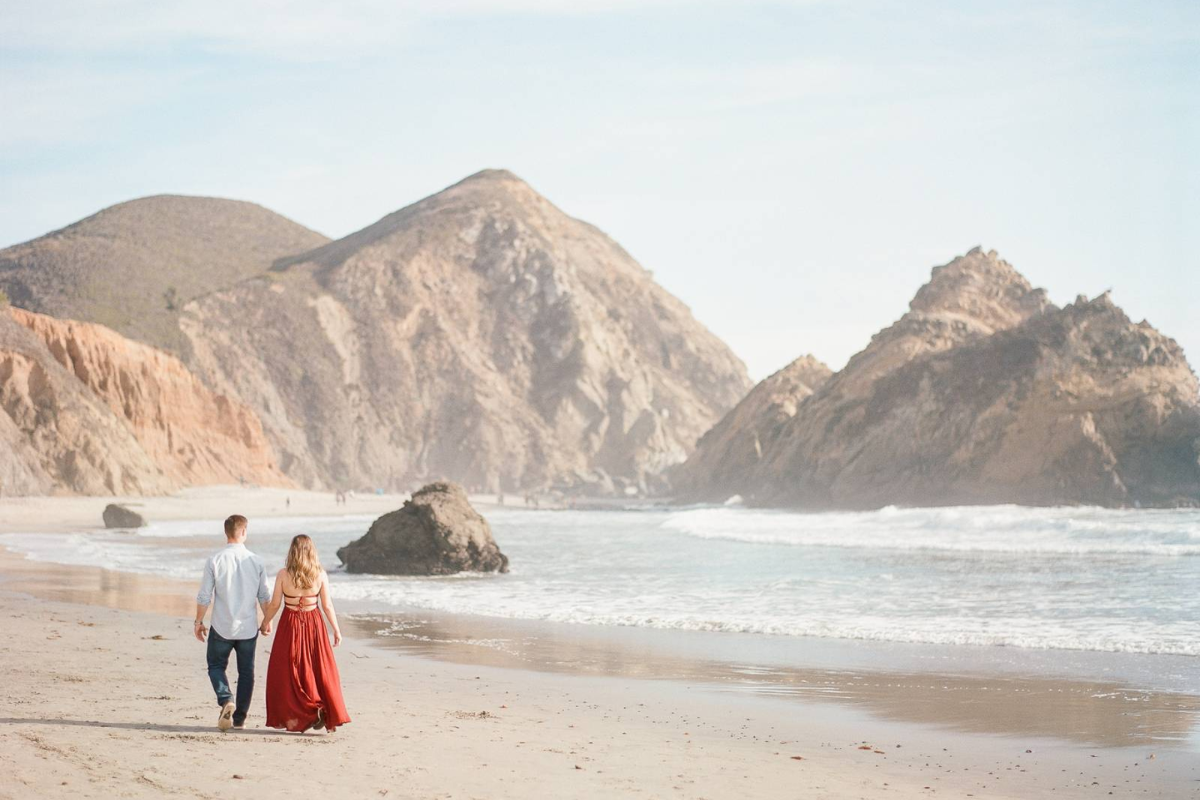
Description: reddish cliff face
xmin=1 ymin=310 xmax=167 ymax=495
xmin=8 ymin=308 xmax=290 ymax=491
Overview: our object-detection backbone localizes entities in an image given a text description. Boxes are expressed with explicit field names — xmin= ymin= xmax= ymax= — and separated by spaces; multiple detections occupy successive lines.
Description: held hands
xmin=260 ymin=620 xmax=272 ymax=637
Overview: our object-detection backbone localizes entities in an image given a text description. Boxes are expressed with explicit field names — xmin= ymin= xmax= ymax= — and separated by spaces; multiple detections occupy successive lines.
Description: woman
xmin=261 ymin=535 xmax=351 ymax=732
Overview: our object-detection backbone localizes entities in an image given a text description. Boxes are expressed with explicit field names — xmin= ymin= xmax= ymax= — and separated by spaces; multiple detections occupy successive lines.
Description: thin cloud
xmin=0 ymin=1 xmax=835 ymax=58
xmin=0 ymin=64 xmax=193 ymax=148
xmin=1 ymin=0 xmax=413 ymax=59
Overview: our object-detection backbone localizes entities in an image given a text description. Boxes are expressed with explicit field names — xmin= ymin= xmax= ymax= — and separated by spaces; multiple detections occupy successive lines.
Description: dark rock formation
xmin=337 ymin=482 xmax=509 ymax=575
xmin=103 ymin=503 xmax=147 ymax=528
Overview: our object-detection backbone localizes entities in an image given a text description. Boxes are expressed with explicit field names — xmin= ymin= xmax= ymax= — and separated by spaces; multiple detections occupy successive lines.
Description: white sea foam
xmin=660 ymin=506 xmax=1200 ymax=556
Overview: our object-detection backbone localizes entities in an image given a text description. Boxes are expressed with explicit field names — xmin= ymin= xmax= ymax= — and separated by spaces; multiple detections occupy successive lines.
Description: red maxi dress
xmin=265 ymin=591 xmax=351 ymax=732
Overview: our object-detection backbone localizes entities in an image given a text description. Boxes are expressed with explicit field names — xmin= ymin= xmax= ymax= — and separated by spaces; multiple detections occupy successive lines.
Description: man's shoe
xmin=217 ymin=702 xmax=236 ymax=731
xmin=231 ymin=722 xmax=246 ymax=730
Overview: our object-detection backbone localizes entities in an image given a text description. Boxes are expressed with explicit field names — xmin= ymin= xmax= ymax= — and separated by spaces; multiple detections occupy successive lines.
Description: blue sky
xmin=2 ymin=0 xmax=1196 ymax=378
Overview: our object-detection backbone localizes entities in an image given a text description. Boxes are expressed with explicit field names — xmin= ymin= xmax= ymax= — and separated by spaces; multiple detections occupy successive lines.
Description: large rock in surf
xmin=337 ymin=482 xmax=509 ymax=575
xmin=103 ymin=503 xmax=147 ymax=528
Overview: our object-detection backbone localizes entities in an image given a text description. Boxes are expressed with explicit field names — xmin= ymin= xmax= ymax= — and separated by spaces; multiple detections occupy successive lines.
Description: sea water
xmin=5 ymin=504 xmax=1199 ymax=659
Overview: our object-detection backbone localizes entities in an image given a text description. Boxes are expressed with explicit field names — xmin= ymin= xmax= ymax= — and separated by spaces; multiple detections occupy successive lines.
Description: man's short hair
xmin=224 ymin=514 xmax=248 ymax=539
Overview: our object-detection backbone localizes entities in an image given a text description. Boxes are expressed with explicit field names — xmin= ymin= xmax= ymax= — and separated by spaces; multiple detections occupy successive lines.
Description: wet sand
xmin=354 ymin=611 xmax=1200 ymax=750
xmin=2 ymin=489 xmax=1199 ymax=797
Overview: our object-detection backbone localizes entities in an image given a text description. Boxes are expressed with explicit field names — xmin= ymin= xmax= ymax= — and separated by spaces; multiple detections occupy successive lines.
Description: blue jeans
xmin=206 ymin=629 xmax=257 ymax=725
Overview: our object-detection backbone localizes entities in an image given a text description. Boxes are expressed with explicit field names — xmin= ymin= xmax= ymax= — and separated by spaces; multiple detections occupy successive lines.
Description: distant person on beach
xmin=194 ymin=514 xmax=270 ymax=731
xmin=259 ymin=535 xmax=351 ymax=733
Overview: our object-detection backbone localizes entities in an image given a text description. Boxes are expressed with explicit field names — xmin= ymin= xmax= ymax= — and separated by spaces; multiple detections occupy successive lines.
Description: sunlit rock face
xmin=182 ymin=170 xmax=751 ymax=493
xmin=679 ymin=248 xmax=1200 ymax=509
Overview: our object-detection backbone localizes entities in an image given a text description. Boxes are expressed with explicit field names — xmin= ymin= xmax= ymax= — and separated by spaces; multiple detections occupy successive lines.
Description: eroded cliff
xmin=1 ymin=307 xmax=290 ymax=495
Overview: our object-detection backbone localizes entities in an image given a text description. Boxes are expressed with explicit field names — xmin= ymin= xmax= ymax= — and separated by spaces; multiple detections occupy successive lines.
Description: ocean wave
xmin=348 ymin=595 xmax=1200 ymax=656
xmin=659 ymin=506 xmax=1200 ymax=556
xmin=6 ymin=504 xmax=1200 ymax=659
xmin=0 ymin=532 xmax=206 ymax=580
xmin=329 ymin=579 xmax=1200 ymax=657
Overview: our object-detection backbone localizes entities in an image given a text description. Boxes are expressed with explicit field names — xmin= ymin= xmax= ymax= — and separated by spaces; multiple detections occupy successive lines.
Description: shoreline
xmin=0 ymin=485 xmax=424 ymax=534
xmin=3 ymin=558 xmax=1197 ymax=799
xmin=5 ymin=543 xmax=1198 ymax=753
xmin=2 ymin=489 xmax=1199 ymax=797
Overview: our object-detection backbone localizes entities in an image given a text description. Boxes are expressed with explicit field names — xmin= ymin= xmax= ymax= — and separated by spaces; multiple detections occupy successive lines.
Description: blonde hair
xmin=285 ymin=534 xmax=322 ymax=590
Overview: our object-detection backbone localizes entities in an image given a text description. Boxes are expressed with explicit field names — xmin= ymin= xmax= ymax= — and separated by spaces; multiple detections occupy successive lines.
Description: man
xmin=194 ymin=514 xmax=270 ymax=731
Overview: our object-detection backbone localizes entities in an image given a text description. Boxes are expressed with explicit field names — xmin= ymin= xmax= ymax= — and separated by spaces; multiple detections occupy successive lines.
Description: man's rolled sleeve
xmin=196 ymin=557 xmax=216 ymax=606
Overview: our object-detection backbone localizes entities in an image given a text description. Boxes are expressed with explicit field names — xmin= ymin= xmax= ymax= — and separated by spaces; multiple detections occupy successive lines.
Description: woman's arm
xmin=259 ymin=569 xmax=285 ymax=635
xmin=319 ymin=571 xmax=342 ymax=647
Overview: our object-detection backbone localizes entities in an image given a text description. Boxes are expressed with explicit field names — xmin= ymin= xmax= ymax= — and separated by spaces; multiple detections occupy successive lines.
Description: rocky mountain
xmin=669 ymin=355 xmax=831 ymax=501
xmin=0 ymin=306 xmax=289 ymax=496
xmin=678 ymin=248 xmax=1200 ymax=508
xmin=0 ymin=195 xmax=329 ymax=354
xmin=180 ymin=170 xmax=751 ymax=493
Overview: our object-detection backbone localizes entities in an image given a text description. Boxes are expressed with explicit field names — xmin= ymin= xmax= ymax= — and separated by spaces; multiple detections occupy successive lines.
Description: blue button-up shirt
xmin=196 ymin=543 xmax=270 ymax=640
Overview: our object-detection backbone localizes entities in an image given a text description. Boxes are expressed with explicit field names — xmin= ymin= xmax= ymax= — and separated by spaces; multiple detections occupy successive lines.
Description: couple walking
xmin=194 ymin=514 xmax=351 ymax=732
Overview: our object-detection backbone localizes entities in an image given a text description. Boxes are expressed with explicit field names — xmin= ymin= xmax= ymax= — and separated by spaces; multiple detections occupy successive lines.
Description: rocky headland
xmin=676 ymin=248 xmax=1200 ymax=508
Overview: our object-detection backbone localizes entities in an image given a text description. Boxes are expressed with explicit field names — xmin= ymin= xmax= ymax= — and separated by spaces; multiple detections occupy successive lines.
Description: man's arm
xmin=259 ymin=569 xmax=284 ymax=636
xmin=256 ymin=559 xmax=271 ymax=611
xmin=194 ymin=558 xmax=215 ymax=642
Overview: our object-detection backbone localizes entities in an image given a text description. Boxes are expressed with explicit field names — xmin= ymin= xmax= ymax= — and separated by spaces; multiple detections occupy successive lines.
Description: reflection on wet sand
xmin=0 ymin=553 xmax=195 ymax=617
xmin=350 ymin=612 xmax=1200 ymax=749
xmin=4 ymin=548 xmax=1197 ymax=751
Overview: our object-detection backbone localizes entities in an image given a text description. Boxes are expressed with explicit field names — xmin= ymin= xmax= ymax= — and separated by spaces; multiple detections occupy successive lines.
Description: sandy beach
xmin=1 ymin=489 xmax=1197 ymax=799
